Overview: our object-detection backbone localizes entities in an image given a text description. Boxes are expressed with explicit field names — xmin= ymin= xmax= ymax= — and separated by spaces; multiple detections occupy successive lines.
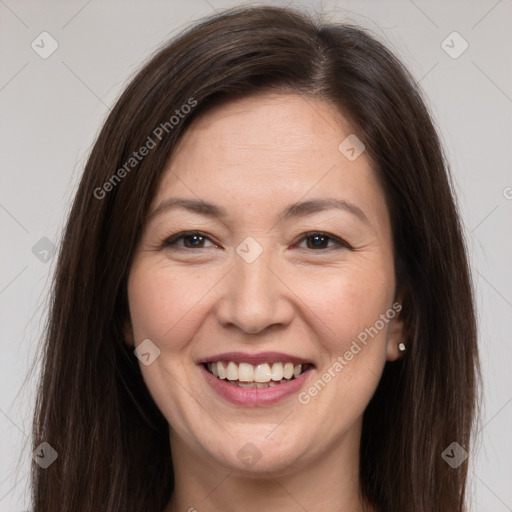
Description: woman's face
xmin=126 ymin=93 xmax=404 ymax=475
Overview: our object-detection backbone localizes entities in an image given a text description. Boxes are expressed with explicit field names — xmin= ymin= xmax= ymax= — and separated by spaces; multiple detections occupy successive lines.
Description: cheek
xmin=127 ymin=260 xmax=215 ymax=347
xmin=126 ymin=261 xmax=211 ymax=429
xmin=293 ymin=258 xmax=395 ymax=348
xmin=295 ymin=271 xmax=393 ymax=419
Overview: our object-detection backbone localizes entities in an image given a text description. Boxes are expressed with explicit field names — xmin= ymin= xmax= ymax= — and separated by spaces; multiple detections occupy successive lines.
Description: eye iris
xmin=308 ymin=234 xmax=328 ymax=249
xmin=184 ymin=235 xmax=204 ymax=248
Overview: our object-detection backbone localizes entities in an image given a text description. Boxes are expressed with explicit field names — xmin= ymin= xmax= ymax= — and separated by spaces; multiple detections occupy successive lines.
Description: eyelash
xmin=161 ymin=230 xmax=352 ymax=251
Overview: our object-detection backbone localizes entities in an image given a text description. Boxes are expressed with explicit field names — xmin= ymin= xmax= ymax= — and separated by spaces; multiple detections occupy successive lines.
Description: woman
xmin=31 ymin=5 xmax=480 ymax=512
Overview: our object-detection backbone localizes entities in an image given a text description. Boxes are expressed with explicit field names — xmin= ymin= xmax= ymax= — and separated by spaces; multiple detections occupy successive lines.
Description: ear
xmin=386 ymin=299 xmax=406 ymax=362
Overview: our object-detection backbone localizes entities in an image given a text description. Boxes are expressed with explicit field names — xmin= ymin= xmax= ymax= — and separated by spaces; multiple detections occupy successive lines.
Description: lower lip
xmin=199 ymin=364 xmax=313 ymax=407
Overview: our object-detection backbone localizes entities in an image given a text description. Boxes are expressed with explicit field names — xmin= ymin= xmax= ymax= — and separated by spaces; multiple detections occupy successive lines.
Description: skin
xmin=125 ymin=92 xmax=405 ymax=512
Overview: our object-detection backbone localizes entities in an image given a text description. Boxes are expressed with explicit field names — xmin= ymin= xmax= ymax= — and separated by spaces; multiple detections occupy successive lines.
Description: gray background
xmin=1 ymin=1 xmax=511 ymax=510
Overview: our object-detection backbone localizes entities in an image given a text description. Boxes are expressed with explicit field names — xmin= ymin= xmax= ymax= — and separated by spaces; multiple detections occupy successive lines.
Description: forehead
xmin=152 ymin=93 xmax=388 ymax=229
xmin=170 ymin=92 xmax=349 ymax=173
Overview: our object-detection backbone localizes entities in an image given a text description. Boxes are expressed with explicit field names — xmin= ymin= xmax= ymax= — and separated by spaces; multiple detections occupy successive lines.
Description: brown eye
xmin=162 ymin=231 xmax=217 ymax=249
xmin=296 ymin=232 xmax=350 ymax=251
xmin=306 ymin=234 xmax=331 ymax=249
xmin=182 ymin=234 xmax=206 ymax=248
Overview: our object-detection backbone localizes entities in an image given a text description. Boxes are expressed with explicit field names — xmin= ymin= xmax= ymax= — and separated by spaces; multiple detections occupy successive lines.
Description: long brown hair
xmin=31 ymin=5 xmax=480 ymax=511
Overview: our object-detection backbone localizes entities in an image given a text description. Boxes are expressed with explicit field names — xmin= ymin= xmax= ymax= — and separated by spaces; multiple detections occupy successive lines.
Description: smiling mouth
xmin=203 ymin=361 xmax=313 ymax=388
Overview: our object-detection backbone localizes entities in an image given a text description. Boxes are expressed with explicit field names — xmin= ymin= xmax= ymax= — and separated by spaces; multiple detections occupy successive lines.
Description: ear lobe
xmin=386 ymin=300 xmax=406 ymax=362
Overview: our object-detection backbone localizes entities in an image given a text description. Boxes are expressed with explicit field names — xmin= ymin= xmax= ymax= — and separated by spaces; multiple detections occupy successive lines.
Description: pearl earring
xmin=398 ymin=342 xmax=406 ymax=352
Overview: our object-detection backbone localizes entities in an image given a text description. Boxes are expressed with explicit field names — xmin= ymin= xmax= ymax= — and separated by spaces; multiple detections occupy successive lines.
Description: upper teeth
xmin=207 ymin=361 xmax=304 ymax=382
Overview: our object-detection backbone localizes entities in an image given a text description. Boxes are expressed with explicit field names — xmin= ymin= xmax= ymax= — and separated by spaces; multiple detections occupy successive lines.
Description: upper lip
xmin=198 ymin=351 xmax=315 ymax=366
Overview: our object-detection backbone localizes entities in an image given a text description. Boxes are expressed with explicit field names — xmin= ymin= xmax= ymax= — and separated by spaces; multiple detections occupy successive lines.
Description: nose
xmin=215 ymin=247 xmax=294 ymax=334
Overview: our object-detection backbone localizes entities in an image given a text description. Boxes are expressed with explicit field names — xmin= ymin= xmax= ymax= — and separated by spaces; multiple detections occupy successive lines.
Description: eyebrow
xmin=147 ymin=197 xmax=370 ymax=225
